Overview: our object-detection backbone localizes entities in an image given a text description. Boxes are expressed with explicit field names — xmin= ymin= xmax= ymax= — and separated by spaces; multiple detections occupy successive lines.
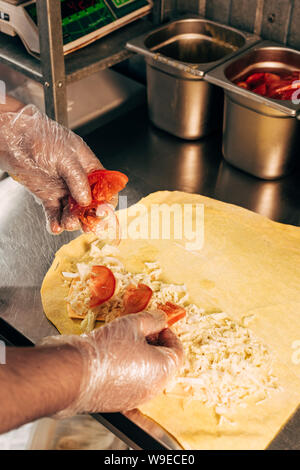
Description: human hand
xmin=41 ymin=310 xmax=183 ymax=417
xmin=0 ymin=105 xmax=105 ymax=234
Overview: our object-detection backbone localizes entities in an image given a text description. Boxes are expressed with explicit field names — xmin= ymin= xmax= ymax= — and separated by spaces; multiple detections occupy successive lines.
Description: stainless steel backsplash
xmin=161 ymin=0 xmax=300 ymax=50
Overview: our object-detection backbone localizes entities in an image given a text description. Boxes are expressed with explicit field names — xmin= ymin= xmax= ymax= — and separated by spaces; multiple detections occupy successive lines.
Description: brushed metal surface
xmin=144 ymin=20 xmax=244 ymax=63
xmin=222 ymin=92 xmax=300 ymax=179
xmin=0 ymin=177 xmax=77 ymax=343
xmin=0 ymin=104 xmax=299 ymax=448
xmin=146 ymin=63 xmax=224 ymax=139
xmin=126 ymin=16 xmax=260 ymax=139
xmin=176 ymin=0 xmax=300 ymax=51
xmin=127 ymin=16 xmax=260 ymax=77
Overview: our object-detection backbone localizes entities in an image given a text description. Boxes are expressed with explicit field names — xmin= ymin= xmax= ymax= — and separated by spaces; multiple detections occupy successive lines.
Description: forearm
xmin=0 ymin=344 xmax=83 ymax=434
xmin=0 ymin=95 xmax=25 ymax=170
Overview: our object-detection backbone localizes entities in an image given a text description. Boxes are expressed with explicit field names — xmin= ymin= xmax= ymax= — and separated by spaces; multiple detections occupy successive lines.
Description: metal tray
xmin=126 ymin=15 xmax=260 ymax=78
xmin=205 ymin=40 xmax=300 ymax=118
xmin=126 ymin=15 xmax=260 ymax=140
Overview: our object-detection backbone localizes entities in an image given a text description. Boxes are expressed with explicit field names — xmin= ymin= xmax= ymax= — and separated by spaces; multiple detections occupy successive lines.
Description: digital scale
xmin=0 ymin=0 xmax=152 ymax=56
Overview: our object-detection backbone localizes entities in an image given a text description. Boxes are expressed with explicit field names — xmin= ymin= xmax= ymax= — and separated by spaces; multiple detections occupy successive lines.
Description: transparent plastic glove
xmin=0 ymin=104 xmax=104 ymax=234
xmin=41 ymin=311 xmax=183 ymax=418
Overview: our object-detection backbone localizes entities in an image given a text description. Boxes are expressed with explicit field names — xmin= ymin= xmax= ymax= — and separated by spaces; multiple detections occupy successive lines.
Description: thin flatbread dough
xmin=41 ymin=191 xmax=300 ymax=450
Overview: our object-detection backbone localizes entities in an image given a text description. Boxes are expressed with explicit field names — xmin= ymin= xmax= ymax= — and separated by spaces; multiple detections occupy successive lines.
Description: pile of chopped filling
xmin=62 ymin=241 xmax=279 ymax=414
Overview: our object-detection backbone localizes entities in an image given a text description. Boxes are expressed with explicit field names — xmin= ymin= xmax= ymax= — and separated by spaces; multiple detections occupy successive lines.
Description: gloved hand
xmin=41 ymin=310 xmax=183 ymax=417
xmin=0 ymin=104 xmax=105 ymax=234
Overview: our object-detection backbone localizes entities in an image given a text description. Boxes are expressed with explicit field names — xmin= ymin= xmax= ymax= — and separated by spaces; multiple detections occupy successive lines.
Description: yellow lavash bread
xmin=41 ymin=191 xmax=300 ymax=450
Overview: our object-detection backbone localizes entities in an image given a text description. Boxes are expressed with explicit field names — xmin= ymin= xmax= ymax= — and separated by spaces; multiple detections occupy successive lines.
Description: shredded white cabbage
xmin=65 ymin=241 xmax=279 ymax=415
xmin=66 ymin=241 xmax=189 ymax=325
xmin=62 ymin=272 xmax=79 ymax=279
xmin=171 ymin=309 xmax=279 ymax=411
xmin=76 ymin=263 xmax=91 ymax=281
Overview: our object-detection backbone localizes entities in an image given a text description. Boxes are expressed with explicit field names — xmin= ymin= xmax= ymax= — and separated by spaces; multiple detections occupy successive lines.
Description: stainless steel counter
xmin=0 ymin=104 xmax=299 ymax=449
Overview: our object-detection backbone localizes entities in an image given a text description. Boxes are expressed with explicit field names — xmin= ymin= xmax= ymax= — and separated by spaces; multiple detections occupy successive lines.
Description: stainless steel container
xmin=206 ymin=42 xmax=300 ymax=179
xmin=126 ymin=17 xmax=259 ymax=140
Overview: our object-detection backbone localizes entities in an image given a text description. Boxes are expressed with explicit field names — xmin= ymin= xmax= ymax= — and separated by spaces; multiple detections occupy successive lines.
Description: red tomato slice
xmin=245 ymin=72 xmax=265 ymax=86
xmin=88 ymin=170 xmax=128 ymax=204
xmin=71 ymin=201 xmax=98 ymax=225
xmin=252 ymin=83 xmax=267 ymax=96
xmin=78 ymin=203 xmax=120 ymax=243
xmin=264 ymin=73 xmax=281 ymax=85
xmin=157 ymin=302 xmax=186 ymax=327
xmin=236 ymin=70 xmax=300 ymax=101
xmin=69 ymin=169 xmax=128 ymax=237
xmin=122 ymin=283 xmax=153 ymax=314
xmin=89 ymin=265 xmax=116 ymax=308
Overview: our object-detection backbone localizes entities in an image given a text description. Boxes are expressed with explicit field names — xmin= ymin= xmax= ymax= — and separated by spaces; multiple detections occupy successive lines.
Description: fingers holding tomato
xmin=68 ymin=169 xmax=128 ymax=239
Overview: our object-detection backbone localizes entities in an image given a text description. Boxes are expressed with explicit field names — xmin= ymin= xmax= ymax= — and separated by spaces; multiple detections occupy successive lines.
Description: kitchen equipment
xmin=0 ymin=0 xmax=152 ymax=57
xmin=126 ymin=17 xmax=260 ymax=140
xmin=27 ymin=416 xmax=128 ymax=450
xmin=206 ymin=41 xmax=300 ymax=179
xmin=7 ymin=67 xmax=146 ymax=133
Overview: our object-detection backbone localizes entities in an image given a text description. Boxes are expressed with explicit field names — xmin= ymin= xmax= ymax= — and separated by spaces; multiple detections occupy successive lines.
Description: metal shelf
xmin=65 ymin=18 xmax=154 ymax=83
xmin=0 ymin=18 xmax=154 ymax=85
xmin=0 ymin=0 xmax=159 ymax=126
xmin=0 ymin=33 xmax=43 ymax=82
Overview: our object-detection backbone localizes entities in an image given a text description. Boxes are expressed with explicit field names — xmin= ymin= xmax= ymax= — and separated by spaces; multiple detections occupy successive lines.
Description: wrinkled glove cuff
xmin=39 ymin=333 xmax=101 ymax=419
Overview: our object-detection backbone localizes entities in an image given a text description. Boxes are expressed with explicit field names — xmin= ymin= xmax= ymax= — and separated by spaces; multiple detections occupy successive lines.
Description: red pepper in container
xmin=245 ymin=72 xmax=265 ymax=86
xmin=235 ymin=70 xmax=300 ymax=100
xmin=69 ymin=169 xmax=128 ymax=240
